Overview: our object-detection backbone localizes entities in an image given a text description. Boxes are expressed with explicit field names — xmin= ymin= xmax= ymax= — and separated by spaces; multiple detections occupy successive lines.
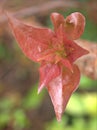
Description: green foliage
xmin=0 ymin=42 xmax=13 ymax=61
xmin=0 ymin=43 xmax=6 ymax=59
xmin=46 ymin=117 xmax=68 ymax=130
xmin=80 ymin=75 xmax=97 ymax=89
xmin=0 ymin=99 xmax=13 ymax=129
xmin=67 ymin=93 xmax=97 ymax=116
xmin=46 ymin=117 xmax=97 ymax=130
xmin=0 ymin=112 xmax=10 ymax=129
xmin=22 ymin=83 xmax=45 ymax=109
xmin=13 ymin=109 xmax=29 ymax=129
xmin=0 ymin=106 xmax=29 ymax=129
xmin=82 ymin=19 xmax=97 ymax=41
xmin=0 ymin=84 xmax=45 ymax=129
xmin=0 ymin=98 xmax=13 ymax=110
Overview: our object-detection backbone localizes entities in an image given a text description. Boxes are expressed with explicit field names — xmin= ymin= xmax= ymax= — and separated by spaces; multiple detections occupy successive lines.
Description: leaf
xmin=7 ymin=13 xmax=54 ymax=62
xmin=64 ymin=38 xmax=89 ymax=63
xmin=47 ymin=64 xmax=80 ymax=121
xmin=38 ymin=63 xmax=61 ymax=93
xmin=64 ymin=12 xmax=85 ymax=40
xmin=50 ymin=12 xmax=64 ymax=32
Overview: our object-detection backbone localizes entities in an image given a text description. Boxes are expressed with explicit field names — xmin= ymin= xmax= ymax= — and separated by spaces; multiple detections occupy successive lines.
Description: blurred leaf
xmin=66 ymin=93 xmax=97 ymax=116
xmin=0 ymin=112 xmax=10 ymax=128
xmin=89 ymin=117 xmax=97 ymax=130
xmin=22 ymin=83 xmax=45 ymax=109
xmin=0 ymin=43 xmax=14 ymax=61
xmin=0 ymin=43 xmax=6 ymax=59
xmin=66 ymin=94 xmax=85 ymax=115
xmin=82 ymin=19 xmax=97 ymax=41
xmin=82 ymin=94 xmax=97 ymax=116
xmin=80 ymin=75 xmax=97 ymax=89
xmin=46 ymin=117 xmax=67 ymax=130
xmin=46 ymin=116 xmax=97 ymax=130
xmin=13 ymin=109 xmax=29 ymax=129
xmin=72 ymin=118 xmax=86 ymax=130
xmin=0 ymin=98 xmax=13 ymax=111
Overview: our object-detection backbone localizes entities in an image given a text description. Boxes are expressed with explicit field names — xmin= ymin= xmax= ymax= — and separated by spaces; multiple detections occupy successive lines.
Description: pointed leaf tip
xmin=56 ymin=112 xmax=62 ymax=122
xmin=38 ymin=83 xmax=45 ymax=94
xmin=47 ymin=65 xmax=80 ymax=121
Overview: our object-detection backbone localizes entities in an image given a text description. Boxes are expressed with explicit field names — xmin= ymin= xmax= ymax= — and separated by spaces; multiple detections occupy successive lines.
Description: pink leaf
xmin=47 ymin=64 xmax=80 ymax=121
xmin=38 ymin=63 xmax=61 ymax=93
xmin=63 ymin=38 xmax=89 ymax=62
xmin=7 ymin=13 xmax=54 ymax=62
xmin=47 ymin=74 xmax=63 ymax=121
xmin=50 ymin=12 xmax=64 ymax=32
xmin=64 ymin=12 xmax=85 ymax=40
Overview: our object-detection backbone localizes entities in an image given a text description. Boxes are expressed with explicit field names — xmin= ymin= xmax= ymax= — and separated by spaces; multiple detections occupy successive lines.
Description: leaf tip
xmin=38 ymin=83 xmax=45 ymax=94
xmin=56 ymin=112 xmax=62 ymax=122
xmin=37 ymin=88 xmax=41 ymax=94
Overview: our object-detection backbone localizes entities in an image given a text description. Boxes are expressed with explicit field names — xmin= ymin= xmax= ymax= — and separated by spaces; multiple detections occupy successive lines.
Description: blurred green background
xmin=0 ymin=0 xmax=97 ymax=130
